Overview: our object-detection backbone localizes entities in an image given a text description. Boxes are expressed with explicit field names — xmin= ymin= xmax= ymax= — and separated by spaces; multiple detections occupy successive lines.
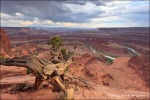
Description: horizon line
xmin=1 ymin=26 xmax=149 ymax=28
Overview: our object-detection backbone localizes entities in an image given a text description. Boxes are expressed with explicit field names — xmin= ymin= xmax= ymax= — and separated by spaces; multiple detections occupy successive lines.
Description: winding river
xmin=84 ymin=42 xmax=139 ymax=61
xmin=89 ymin=45 xmax=116 ymax=60
xmin=126 ymin=47 xmax=140 ymax=56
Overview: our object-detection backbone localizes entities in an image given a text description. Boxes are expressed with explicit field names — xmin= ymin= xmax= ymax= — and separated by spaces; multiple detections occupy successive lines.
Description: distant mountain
xmin=98 ymin=27 xmax=149 ymax=33
xmin=2 ymin=27 xmax=50 ymax=35
xmin=41 ymin=27 xmax=98 ymax=32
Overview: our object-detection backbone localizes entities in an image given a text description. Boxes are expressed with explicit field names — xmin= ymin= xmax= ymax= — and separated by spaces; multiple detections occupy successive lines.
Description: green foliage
xmin=47 ymin=36 xmax=74 ymax=62
xmin=61 ymin=48 xmax=74 ymax=61
xmin=0 ymin=55 xmax=7 ymax=61
xmin=61 ymin=48 xmax=67 ymax=56
xmin=26 ymin=69 xmax=32 ymax=74
xmin=66 ymin=51 xmax=74 ymax=60
xmin=47 ymin=36 xmax=63 ymax=51
xmin=106 ymin=57 xmax=113 ymax=65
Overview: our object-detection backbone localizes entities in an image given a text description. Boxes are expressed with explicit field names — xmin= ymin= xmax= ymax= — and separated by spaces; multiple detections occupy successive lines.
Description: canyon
xmin=0 ymin=27 xmax=149 ymax=99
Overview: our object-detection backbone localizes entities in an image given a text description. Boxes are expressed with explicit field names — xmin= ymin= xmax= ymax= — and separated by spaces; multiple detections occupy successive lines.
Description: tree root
xmin=63 ymin=73 xmax=96 ymax=88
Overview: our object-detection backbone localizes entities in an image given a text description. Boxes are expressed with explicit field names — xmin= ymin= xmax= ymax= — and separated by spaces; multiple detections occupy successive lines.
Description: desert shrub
xmin=106 ymin=57 xmax=113 ymax=64
xmin=47 ymin=36 xmax=74 ymax=63
xmin=61 ymin=48 xmax=67 ymax=56
xmin=47 ymin=36 xmax=63 ymax=51
xmin=61 ymin=48 xmax=74 ymax=61
xmin=0 ymin=55 xmax=7 ymax=61
xmin=65 ymin=50 xmax=74 ymax=60
xmin=27 ymin=69 xmax=32 ymax=74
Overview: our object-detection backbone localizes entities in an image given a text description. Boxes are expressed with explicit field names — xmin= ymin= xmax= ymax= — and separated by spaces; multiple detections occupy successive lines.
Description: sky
xmin=1 ymin=0 xmax=149 ymax=28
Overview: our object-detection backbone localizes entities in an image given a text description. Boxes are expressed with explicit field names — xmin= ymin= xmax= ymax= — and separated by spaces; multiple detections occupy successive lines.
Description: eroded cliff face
xmin=0 ymin=28 xmax=11 ymax=56
xmin=71 ymin=54 xmax=149 ymax=92
xmin=128 ymin=55 xmax=150 ymax=88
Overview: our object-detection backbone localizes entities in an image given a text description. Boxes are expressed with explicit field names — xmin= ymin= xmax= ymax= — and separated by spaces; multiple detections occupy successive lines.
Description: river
xmin=126 ymin=47 xmax=140 ymax=56
xmin=83 ymin=42 xmax=116 ymax=60
xmin=84 ymin=42 xmax=139 ymax=61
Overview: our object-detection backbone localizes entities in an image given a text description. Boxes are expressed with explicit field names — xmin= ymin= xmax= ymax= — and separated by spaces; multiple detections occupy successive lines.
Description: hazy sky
xmin=1 ymin=0 xmax=149 ymax=28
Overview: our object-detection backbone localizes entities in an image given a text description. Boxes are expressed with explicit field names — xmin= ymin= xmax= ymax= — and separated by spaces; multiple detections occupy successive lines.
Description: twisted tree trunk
xmin=0 ymin=55 xmax=71 ymax=90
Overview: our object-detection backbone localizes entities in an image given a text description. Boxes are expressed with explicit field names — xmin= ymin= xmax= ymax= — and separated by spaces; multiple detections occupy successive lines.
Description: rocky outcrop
xmin=0 ymin=28 xmax=11 ymax=56
xmin=0 ymin=65 xmax=27 ymax=79
xmin=128 ymin=55 xmax=150 ymax=88
xmin=70 ymin=54 xmax=148 ymax=92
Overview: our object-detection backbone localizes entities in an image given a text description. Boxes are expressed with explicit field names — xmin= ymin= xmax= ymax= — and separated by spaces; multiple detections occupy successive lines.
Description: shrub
xmin=27 ymin=69 xmax=32 ymax=74
xmin=106 ymin=57 xmax=113 ymax=65
xmin=0 ymin=55 xmax=7 ymax=61
xmin=61 ymin=48 xmax=74 ymax=61
xmin=47 ymin=36 xmax=63 ymax=51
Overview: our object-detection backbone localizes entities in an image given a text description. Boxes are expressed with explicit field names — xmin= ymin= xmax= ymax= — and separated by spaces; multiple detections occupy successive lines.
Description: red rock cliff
xmin=0 ymin=28 xmax=11 ymax=56
xmin=128 ymin=55 xmax=150 ymax=88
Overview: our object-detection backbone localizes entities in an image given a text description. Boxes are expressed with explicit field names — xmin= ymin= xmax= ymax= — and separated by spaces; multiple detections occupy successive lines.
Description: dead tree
xmin=0 ymin=55 xmax=72 ymax=89
xmin=0 ymin=36 xmax=94 ymax=99
xmin=15 ymin=49 xmax=21 ymax=57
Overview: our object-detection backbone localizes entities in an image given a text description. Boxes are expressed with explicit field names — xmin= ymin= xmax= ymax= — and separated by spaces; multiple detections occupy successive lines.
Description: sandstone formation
xmin=128 ymin=55 xmax=150 ymax=88
xmin=70 ymin=54 xmax=149 ymax=92
xmin=0 ymin=28 xmax=11 ymax=56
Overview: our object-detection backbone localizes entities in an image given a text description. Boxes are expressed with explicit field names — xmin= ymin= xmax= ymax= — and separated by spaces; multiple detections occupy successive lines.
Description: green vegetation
xmin=47 ymin=36 xmax=75 ymax=62
xmin=26 ymin=69 xmax=32 ymax=74
xmin=61 ymin=48 xmax=74 ymax=61
xmin=61 ymin=48 xmax=67 ymax=56
xmin=47 ymin=36 xmax=63 ymax=51
xmin=106 ymin=57 xmax=113 ymax=64
xmin=0 ymin=55 xmax=7 ymax=61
